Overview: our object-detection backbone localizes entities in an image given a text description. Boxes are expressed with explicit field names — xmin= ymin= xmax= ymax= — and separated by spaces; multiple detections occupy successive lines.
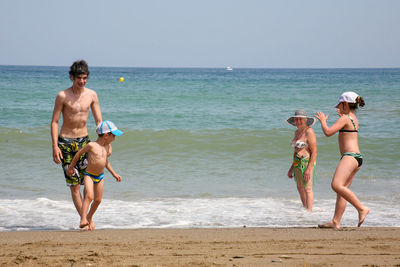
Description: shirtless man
xmin=51 ymin=60 xmax=102 ymax=218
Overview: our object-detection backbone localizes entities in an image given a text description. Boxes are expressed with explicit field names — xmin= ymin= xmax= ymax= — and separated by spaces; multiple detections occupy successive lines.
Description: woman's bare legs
xmin=295 ymin=168 xmax=313 ymax=211
xmin=304 ymin=181 xmax=314 ymax=211
xmin=319 ymin=156 xmax=369 ymax=229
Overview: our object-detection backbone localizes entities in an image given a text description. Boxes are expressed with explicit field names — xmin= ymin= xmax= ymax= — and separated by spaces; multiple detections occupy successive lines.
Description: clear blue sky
xmin=1 ymin=0 xmax=399 ymax=68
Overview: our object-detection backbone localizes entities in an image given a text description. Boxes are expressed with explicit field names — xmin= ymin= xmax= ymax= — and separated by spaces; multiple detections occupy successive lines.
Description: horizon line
xmin=1 ymin=64 xmax=400 ymax=70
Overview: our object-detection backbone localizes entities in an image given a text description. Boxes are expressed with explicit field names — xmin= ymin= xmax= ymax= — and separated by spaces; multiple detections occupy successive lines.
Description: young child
xmin=314 ymin=92 xmax=369 ymax=229
xmin=68 ymin=120 xmax=123 ymax=230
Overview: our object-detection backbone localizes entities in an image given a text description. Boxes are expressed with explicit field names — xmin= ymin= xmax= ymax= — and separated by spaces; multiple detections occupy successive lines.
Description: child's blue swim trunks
xmin=84 ymin=171 xmax=105 ymax=184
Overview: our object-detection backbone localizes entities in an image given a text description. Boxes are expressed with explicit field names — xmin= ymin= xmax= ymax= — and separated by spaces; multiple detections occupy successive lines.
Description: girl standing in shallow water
xmin=287 ymin=110 xmax=317 ymax=211
xmin=315 ymin=92 xmax=370 ymax=229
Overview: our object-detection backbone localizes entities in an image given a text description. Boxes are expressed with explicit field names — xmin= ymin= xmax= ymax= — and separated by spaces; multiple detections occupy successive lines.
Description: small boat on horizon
xmin=226 ymin=66 xmax=233 ymax=71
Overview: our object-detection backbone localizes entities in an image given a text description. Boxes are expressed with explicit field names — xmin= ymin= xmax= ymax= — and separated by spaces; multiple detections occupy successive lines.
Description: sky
xmin=1 ymin=0 xmax=400 ymax=68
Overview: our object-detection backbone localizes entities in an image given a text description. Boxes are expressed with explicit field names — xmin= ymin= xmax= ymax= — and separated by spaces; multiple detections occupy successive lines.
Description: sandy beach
xmin=0 ymin=227 xmax=399 ymax=266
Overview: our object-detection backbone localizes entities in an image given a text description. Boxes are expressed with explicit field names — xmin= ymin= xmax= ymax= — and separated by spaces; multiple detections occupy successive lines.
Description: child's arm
xmin=314 ymin=112 xmax=347 ymax=137
xmin=105 ymin=144 xmax=122 ymax=182
xmin=67 ymin=143 xmax=91 ymax=176
xmin=106 ymin=160 xmax=122 ymax=182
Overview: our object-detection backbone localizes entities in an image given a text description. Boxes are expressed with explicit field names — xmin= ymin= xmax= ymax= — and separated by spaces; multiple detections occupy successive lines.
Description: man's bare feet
xmin=88 ymin=220 xmax=96 ymax=231
xmin=80 ymin=225 xmax=89 ymax=231
xmin=358 ymin=208 xmax=370 ymax=227
xmin=80 ymin=219 xmax=89 ymax=229
xmin=318 ymin=221 xmax=340 ymax=230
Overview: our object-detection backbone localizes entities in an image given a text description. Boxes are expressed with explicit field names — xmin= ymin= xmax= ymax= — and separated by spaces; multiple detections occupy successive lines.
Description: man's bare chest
xmin=64 ymin=97 xmax=91 ymax=114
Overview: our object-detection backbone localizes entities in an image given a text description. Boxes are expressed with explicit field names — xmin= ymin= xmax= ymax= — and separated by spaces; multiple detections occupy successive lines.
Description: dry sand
xmin=1 ymin=227 xmax=399 ymax=266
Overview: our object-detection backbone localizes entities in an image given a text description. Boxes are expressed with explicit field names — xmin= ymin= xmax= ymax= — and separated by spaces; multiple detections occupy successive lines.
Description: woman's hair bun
xmin=356 ymin=96 xmax=365 ymax=107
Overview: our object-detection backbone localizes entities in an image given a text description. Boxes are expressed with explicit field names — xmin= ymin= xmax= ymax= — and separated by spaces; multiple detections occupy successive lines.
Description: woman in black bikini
xmin=315 ymin=92 xmax=370 ymax=229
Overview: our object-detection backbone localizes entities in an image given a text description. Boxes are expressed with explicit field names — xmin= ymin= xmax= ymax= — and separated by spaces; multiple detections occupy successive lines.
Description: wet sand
xmin=0 ymin=227 xmax=399 ymax=266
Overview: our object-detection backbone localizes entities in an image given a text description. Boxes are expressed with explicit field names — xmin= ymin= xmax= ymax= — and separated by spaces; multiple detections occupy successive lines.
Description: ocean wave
xmin=0 ymin=197 xmax=398 ymax=231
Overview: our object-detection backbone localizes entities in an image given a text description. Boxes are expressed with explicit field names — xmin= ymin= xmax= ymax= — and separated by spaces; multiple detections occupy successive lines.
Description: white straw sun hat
xmin=286 ymin=110 xmax=316 ymax=127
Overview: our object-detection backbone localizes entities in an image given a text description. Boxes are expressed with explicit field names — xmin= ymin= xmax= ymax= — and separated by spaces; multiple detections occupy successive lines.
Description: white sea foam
xmin=0 ymin=197 xmax=398 ymax=231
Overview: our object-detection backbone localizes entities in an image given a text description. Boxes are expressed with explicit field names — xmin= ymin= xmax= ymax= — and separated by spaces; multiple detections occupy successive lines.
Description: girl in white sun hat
xmin=315 ymin=92 xmax=369 ymax=229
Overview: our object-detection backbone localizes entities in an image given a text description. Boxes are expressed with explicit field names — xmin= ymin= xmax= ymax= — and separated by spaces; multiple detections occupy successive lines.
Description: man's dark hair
xmin=69 ymin=60 xmax=90 ymax=78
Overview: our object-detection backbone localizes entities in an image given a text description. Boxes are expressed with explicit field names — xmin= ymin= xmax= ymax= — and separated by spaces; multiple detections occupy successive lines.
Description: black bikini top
xmin=339 ymin=115 xmax=358 ymax=133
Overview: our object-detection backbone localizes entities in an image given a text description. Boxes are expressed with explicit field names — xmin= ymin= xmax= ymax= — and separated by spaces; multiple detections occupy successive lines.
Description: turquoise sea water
xmin=0 ymin=66 xmax=399 ymax=230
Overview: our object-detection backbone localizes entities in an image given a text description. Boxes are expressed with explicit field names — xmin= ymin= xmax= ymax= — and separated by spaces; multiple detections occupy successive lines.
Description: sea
xmin=0 ymin=66 xmax=399 ymax=231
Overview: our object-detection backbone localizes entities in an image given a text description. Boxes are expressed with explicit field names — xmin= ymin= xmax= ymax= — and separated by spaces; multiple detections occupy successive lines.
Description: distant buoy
xmin=119 ymin=77 xmax=124 ymax=82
